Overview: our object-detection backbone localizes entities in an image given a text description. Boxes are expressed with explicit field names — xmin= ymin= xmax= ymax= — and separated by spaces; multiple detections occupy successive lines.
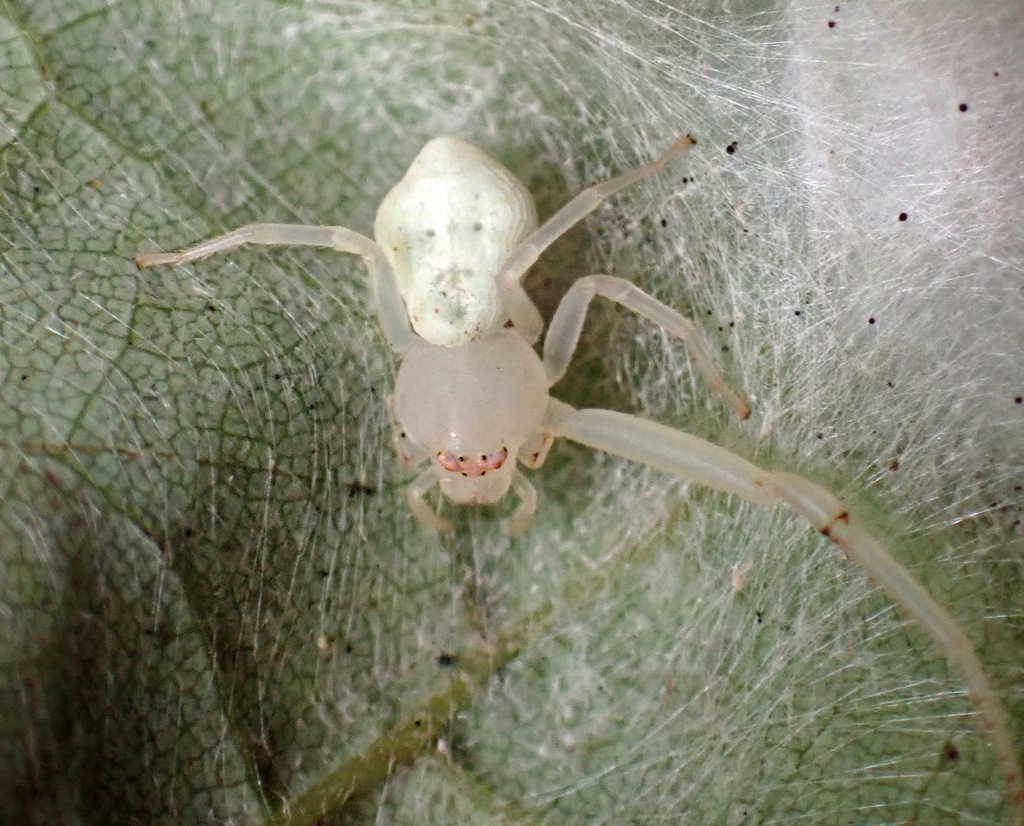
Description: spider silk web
xmin=1 ymin=0 xmax=1022 ymax=824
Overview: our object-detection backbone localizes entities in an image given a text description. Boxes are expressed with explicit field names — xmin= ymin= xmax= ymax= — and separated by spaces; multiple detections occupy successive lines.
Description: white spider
xmin=136 ymin=135 xmax=1023 ymax=822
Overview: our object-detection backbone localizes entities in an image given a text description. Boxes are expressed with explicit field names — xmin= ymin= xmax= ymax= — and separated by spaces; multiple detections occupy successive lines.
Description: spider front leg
xmin=135 ymin=222 xmax=414 ymax=352
xmin=544 ymin=274 xmax=750 ymax=418
xmin=519 ymin=429 xmax=555 ymax=469
xmin=546 ymin=400 xmax=1024 ymax=823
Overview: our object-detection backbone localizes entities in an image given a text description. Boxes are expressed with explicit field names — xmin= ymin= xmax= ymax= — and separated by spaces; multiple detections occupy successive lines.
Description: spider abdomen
xmin=374 ymin=137 xmax=538 ymax=346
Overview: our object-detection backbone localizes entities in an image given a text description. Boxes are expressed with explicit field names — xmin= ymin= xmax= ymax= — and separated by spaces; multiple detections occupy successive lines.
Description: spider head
xmin=435 ymin=446 xmax=516 ymax=504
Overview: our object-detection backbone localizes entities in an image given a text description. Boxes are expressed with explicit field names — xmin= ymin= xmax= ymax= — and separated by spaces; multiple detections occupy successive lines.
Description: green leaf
xmin=2 ymin=1 xmax=1021 ymax=825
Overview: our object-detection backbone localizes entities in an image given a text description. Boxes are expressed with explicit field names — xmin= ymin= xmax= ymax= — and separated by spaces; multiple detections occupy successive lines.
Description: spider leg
xmin=545 ymin=401 xmax=770 ymax=502
xmin=135 ymin=223 xmax=414 ymax=352
xmin=388 ymin=396 xmax=430 ymax=469
xmin=519 ymin=429 xmax=555 ymax=470
xmin=505 ymin=470 xmax=538 ymax=535
xmin=547 ymin=400 xmax=1024 ymax=821
xmin=495 ymin=135 xmax=696 ymax=291
xmin=544 ymin=274 xmax=750 ymax=418
xmin=406 ymin=468 xmax=452 ymax=532
xmin=773 ymin=471 xmax=1024 ymax=822
xmin=502 ymin=282 xmax=544 ymax=344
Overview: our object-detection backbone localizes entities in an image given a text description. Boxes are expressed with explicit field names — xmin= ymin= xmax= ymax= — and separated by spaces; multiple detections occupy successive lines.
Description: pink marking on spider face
xmin=437 ymin=447 xmax=508 ymax=477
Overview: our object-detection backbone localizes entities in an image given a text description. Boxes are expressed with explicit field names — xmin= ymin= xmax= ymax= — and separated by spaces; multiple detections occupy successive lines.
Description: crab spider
xmin=136 ymin=136 xmax=1023 ymax=822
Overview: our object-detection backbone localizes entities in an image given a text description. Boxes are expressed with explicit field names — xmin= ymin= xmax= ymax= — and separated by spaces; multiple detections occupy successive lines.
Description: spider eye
xmin=437 ymin=451 xmax=462 ymax=472
xmin=437 ymin=447 xmax=509 ymax=478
